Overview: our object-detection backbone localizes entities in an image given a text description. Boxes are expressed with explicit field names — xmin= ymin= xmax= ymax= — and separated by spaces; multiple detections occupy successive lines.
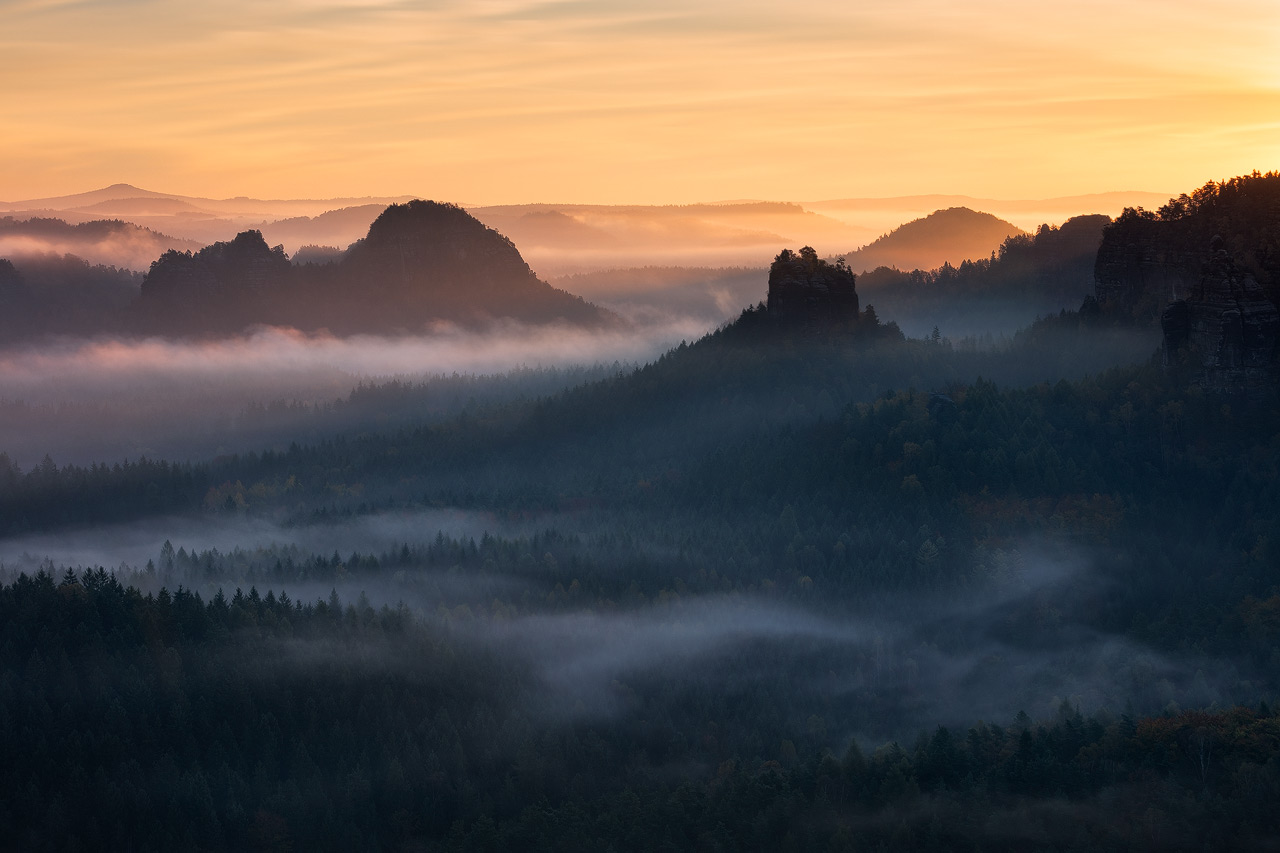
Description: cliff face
xmin=767 ymin=247 xmax=859 ymax=323
xmin=1093 ymin=216 xmax=1197 ymax=317
xmin=1161 ymin=238 xmax=1280 ymax=396
xmin=1094 ymin=172 xmax=1280 ymax=321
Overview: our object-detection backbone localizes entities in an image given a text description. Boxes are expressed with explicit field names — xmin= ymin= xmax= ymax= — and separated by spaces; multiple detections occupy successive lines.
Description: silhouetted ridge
xmin=342 ymin=200 xmax=533 ymax=299
xmin=0 ymin=252 xmax=140 ymax=340
xmin=127 ymin=200 xmax=614 ymax=336
xmin=0 ymin=260 xmax=26 ymax=324
xmin=329 ymin=200 xmax=612 ymax=330
xmin=137 ymin=230 xmax=291 ymax=333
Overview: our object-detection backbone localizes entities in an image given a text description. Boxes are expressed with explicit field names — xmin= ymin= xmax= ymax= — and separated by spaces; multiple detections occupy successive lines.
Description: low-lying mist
xmin=0 ymin=507 xmax=527 ymax=574
xmin=0 ymin=319 xmax=710 ymax=466
xmin=3 ymin=512 xmax=1259 ymax=749
xmin=455 ymin=546 xmax=1258 ymax=743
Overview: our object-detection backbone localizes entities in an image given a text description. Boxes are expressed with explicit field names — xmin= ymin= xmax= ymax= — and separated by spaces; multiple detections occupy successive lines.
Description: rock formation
xmin=1093 ymin=215 xmax=1196 ymax=317
xmin=766 ymin=247 xmax=859 ymax=323
xmin=1094 ymin=173 xmax=1280 ymax=322
xmin=1161 ymin=237 xmax=1280 ymax=395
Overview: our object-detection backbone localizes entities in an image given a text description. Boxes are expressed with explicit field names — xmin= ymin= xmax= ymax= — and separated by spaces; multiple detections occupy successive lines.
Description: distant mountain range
xmin=842 ymin=208 xmax=1026 ymax=273
xmin=2 ymin=183 xmax=1170 ymax=276
xmin=0 ymin=216 xmax=200 ymax=271
xmin=467 ymin=202 xmax=871 ymax=276
xmin=0 ymin=181 xmax=1192 ymax=344
xmin=0 ymin=183 xmax=414 ymax=221
xmin=804 ymin=191 xmax=1171 ymax=231
xmin=0 ymin=184 xmax=416 ymax=248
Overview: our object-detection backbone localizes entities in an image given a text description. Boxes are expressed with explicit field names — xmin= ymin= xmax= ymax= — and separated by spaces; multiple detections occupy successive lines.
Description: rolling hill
xmin=842 ymin=207 xmax=1026 ymax=273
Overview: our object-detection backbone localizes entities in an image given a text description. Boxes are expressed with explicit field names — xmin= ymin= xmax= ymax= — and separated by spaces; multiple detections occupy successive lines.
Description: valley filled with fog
xmin=2 ymin=175 xmax=1279 ymax=850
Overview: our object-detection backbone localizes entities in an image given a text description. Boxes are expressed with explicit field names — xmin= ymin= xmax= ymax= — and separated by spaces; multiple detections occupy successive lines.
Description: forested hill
xmin=842 ymin=207 xmax=1025 ymax=274
xmin=1094 ymin=170 xmax=1280 ymax=320
xmin=0 ymin=215 xmax=199 ymax=270
xmin=856 ymin=214 xmax=1109 ymax=336
xmin=6 ymin=176 xmax=1280 ymax=853
xmin=0 ymin=299 xmax=1185 ymax=546
xmin=4 ymin=321 xmax=1280 ymax=850
xmin=134 ymin=201 xmax=616 ymax=335
xmin=4 ymin=568 xmax=1279 ymax=851
xmin=5 ymin=254 xmax=1280 ymax=850
xmin=0 ymin=202 xmax=616 ymax=341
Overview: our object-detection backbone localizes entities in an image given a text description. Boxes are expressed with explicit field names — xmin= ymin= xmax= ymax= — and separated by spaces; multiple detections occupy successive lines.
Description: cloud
xmin=0 ymin=321 xmax=707 ymax=400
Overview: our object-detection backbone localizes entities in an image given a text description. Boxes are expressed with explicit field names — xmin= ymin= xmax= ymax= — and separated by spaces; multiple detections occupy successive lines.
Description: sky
xmin=2 ymin=0 xmax=1277 ymax=204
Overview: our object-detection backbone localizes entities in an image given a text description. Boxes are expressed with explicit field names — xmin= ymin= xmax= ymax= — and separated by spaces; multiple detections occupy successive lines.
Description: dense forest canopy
xmin=2 ymin=173 xmax=1279 ymax=850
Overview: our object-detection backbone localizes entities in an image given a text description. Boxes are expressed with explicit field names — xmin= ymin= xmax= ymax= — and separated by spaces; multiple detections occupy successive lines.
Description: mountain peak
xmin=129 ymin=200 xmax=615 ymax=335
xmin=362 ymin=199 xmax=507 ymax=249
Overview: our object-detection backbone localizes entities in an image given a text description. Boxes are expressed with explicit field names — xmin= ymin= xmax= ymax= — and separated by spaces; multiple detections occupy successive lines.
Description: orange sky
xmin=2 ymin=0 xmax=1277 ymax=204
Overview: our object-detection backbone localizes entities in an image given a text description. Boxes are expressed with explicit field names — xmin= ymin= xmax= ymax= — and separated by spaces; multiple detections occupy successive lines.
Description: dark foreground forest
xmin=5 ymin=567 xmax=1280 ymax=852
xmin=2 ymin=174 xmax=1280 ymax=851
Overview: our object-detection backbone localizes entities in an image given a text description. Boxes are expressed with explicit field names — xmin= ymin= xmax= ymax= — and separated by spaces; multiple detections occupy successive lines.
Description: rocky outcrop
xmin=1161 ymin=237 xmax=1280 ymax=395
xmin=1094 ymin=173 xmax=1280 ymax=321
xmin=767 ymin=247 xmax=859 ymax=323
xmin=1094 ymin=215 xmax=1196 ymax=317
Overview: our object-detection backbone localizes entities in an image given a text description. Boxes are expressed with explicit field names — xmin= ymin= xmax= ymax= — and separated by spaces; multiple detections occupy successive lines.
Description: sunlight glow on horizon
xmin=1 ymin=0 xmax=1277 ymax=203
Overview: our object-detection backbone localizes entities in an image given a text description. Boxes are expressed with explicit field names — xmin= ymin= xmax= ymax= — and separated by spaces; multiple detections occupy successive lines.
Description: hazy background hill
xmin=0 ymin=183 xmax=415 ymax=247
xmin=0 ymin=216 xmax=199 ymax=271
xmin=842 ymin=207 xmax=1026 ymax=273
xmin=0 ymin=183 xmax=1170 ymax=276
xmin=552 ymin=213 xmax=1110 ymax=337
xmin=467 ymin=202 xmax=870 ymax=276
xmin=857 ymin=213 xmax=1111 ymax=337
xmin=805 ymin=190 xmax=1171 ymax=235
xmin=254 ymin=205 xmax=393 ymax=258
